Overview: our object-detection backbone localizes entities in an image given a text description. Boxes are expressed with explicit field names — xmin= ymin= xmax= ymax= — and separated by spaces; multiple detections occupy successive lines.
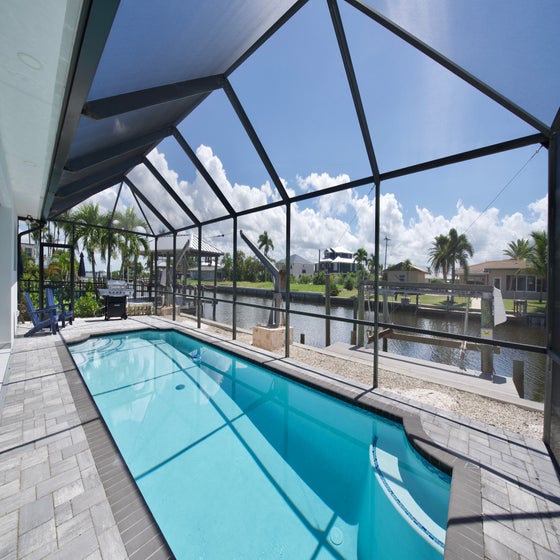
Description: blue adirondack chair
xmin=46 ymin=287 xmax=74 ymax=328
xmin=23 ymin=292 xmax=58 ymax=337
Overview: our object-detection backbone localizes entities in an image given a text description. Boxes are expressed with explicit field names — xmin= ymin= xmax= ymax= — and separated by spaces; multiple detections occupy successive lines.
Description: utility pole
xmin=383 ymin=236 xmax=390 ymax=272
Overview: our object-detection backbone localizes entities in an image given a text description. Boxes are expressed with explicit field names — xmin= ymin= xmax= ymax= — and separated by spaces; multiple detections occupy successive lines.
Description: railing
xmin=18 ymin=279 xmax=547 ymax=402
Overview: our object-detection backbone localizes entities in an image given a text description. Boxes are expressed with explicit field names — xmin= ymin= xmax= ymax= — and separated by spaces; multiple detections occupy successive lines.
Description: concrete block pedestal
xmin=252 ymin=325 xmax=293 ymax=351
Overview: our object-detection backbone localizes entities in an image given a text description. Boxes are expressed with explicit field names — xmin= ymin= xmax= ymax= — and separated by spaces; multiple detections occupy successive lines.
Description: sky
xmin=84 ymin=0 xmax=557 ymax=273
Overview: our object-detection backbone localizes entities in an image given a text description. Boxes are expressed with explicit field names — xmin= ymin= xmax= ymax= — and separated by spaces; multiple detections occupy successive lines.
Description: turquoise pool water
xmin=70 ymin=330 xmax=450 ymax=559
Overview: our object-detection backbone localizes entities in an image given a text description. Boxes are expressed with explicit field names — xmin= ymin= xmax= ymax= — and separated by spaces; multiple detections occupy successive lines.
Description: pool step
xmin=370 ymin=438 xmax=445 ymax=553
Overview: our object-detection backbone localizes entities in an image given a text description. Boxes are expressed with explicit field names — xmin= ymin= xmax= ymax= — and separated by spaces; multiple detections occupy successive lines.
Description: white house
xmin=318 ymin=247 xmax=356 ymax=274
xmin=276 ymin=254 xmax=314 ymax=280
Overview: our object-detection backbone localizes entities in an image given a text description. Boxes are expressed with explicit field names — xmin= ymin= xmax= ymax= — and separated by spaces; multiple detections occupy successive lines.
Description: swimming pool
xmin=70 ymin=329 xmax=451 ymax=559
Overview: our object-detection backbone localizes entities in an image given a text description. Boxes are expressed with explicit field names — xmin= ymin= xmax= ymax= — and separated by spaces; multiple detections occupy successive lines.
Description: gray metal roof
xmin=25 ymin=0 xmax=558 ymax=237
xmin=149 ymin=233 xmax=223 ymax=258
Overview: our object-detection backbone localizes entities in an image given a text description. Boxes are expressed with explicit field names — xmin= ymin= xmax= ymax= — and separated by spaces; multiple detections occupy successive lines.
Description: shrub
xmin=329 ymin=283 xmax=340 ymax=296
xmin=313 ymin=270 xmax=326 ymax=285
xmin=74 ymin=293 xmax=100 ymax=317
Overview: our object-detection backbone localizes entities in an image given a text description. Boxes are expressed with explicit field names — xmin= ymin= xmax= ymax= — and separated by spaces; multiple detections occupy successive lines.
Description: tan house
xmin=384 ymin=262 xmax=428 ymax=283
xmin=458 ymin=259 xmax=546 ymax=300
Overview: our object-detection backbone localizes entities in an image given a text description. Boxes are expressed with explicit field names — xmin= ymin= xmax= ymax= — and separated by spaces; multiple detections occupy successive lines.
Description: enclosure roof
xmin=149 ymin=233 xmax=223 ymax=258
xmin=5 ymin=1 xmax=559 ymax=232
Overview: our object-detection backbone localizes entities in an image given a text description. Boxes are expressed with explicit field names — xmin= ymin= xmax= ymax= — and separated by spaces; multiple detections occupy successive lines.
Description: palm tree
xmin=98 ymin=213 xmax=120 ymax=281
xmin=428 ymin=234 xmax=450 ymax=283
xmin=401 ymin=258 xmax=413 ymax=271
xmin=527 ymin=230 xmax=547 ymax=303
xmin=46 ymin=250 xmax=72 ymax=282
xmin=447 ymin=228 xmax=474 ymax=285
xmin=257 ymin=231 xmax=274 ymax=281
xmin=503 ymin=238 xmax=531 ymax=259
xmin=257 ymin=231 xmax=274 ymax=257
xmin=53 ymin=212 xmax=73 ymax=244
xmin=366 ymin=253 xmax=377 ymax=278
xmin=114 ymin=208 xmax=148 ymax=281
xmin=72 ymin=203 xmax=104 ymax=282
xmin=353 ymin=247 xmax=368 ymax=280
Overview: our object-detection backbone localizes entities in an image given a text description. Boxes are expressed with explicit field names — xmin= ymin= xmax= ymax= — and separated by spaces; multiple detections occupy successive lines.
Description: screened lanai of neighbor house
xmin=2 ymin=0 xmax=560 ymax=508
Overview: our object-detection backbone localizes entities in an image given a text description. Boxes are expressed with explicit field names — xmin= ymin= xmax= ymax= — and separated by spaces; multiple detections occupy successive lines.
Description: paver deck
xmin=0 ymin=316 xmax=558 ymax=559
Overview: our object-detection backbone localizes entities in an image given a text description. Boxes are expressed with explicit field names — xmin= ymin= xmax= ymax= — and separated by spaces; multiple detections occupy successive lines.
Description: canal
xmin=198 ymin=293 xmax=546 ymax=402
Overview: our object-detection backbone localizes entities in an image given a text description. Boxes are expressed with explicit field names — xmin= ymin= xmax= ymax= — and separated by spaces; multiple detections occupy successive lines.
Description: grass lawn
xmin=214 ymin=281 xmax=546 ymax=314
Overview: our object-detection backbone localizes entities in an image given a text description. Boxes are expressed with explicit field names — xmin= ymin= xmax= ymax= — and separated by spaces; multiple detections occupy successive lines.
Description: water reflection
xmin=198 ymin=293 xmax=546 ymax=402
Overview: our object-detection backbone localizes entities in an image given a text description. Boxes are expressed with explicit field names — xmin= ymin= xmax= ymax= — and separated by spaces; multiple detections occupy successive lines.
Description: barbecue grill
xmin=98 ymin=280 xmax=133 ymax=320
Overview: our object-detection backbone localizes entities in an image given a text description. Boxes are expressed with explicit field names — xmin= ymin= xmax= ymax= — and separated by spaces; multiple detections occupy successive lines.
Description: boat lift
xmin=240 ymin=230 xmax=283 ymax=327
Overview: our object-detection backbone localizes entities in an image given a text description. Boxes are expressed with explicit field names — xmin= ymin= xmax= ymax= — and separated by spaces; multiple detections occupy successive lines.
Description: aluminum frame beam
xmin=123 ymin=177 xmax=174 ymax=233
xmin=223 ymin=79 xmax=290 ymax=203
xmin=65 ymin=127 xmax=173 ymax=172
xmin=42 ymin=0 xmax=121 ymax=220
xmin=83 ymin=75 xmax=225 ymax=119
xmin=142 ymin=157 xmax=200 ymax=226
xmin=345 ymin=0 xmax=551 ymax=136
xmin=328 ymin=0 xmax=380 ymax=184
xmin=172 ymin=128 xmax=237 ymax=217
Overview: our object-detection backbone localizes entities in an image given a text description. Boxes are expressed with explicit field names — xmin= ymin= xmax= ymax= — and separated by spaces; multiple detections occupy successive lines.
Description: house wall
xmin=463 ymin=269 xmax=548 ymax=300
xmin=0 ymin=206 xmax=17 ymax=344
xmin=385 ymin=270 xmax=425 ymax=283
xmin=288 ymin=262 xmax=313 ymax=279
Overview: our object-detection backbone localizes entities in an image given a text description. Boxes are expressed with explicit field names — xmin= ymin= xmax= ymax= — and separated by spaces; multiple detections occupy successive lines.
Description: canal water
xmin=199 ymin=293 xmax=546 ymax=402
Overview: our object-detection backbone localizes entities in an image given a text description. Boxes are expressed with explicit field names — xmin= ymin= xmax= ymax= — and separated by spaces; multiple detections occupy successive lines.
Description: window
xmin=506 ymin=275 xmax=516 ymax=291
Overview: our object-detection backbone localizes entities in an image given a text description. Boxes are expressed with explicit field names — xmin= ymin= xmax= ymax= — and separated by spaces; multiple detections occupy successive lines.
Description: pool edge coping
xmin=57 ymin=334 xmax=174 ymax=560
xmin=62 ymin=322 xmax=483 ymax=560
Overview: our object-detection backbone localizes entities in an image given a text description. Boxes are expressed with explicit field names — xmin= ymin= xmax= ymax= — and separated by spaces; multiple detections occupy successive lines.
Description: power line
xmin=463 ymin=144 xmax=543 ymax=235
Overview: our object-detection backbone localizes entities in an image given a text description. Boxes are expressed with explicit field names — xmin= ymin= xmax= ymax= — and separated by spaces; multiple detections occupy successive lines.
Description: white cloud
xmin=79 ymin=149 xmax=548 ymax=273
xmin=296 ymin=172 xmax=351 ymax=193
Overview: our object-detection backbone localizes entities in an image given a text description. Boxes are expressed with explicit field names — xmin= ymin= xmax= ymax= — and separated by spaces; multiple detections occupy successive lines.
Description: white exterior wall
xmin=0 ymin=206 xmax=17 ymax=345
xmin=289 ymin=262 xmax=313 ymax=279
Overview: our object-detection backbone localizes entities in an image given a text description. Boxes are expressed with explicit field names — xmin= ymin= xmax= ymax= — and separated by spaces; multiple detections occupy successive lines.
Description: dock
xmin=322 ymin=341 xmax=542 ymax=412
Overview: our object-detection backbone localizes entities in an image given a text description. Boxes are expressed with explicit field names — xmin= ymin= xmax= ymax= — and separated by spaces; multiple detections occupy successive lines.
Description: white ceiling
xmin=0 ymin=1 xmax=83 ymax=218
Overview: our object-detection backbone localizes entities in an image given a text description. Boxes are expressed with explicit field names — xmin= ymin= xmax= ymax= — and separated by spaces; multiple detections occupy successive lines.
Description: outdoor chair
xmin=46 ymin=287 xmax=74 ymax=328
xmin=23 ymin=292 xmax=59 ymax=337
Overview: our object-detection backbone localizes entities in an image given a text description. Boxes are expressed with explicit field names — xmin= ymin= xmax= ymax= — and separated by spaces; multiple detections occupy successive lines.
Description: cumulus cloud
xmin=296 ymin=172 xmax=351 ymax=192
xmin=81 ymin=147 xmax=548 ymax=273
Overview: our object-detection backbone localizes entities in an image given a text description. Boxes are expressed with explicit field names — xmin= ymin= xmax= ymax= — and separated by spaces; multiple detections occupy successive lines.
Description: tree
xmin=72 ymin=203 xmax=104 ymax=282
xmin=366 ymin=253 xmax=377 ymax=278
xmin=113 ymin=208 xmax=149 ymax=282
xmin=244 ymin=256 xmax=261 ymax=282
xmin=257 ymin=231 xmax=274 ymax=257
xmin=45 ymin=250 xmax=72 ymax=282
xmin=428 ymin=229 xmax=473 ymax=305
xmin=447 ymin=228 xmax=474 ymax=284
xmin=527 ymin=230 xmax=547 ymax=303
xmin=257 ymin=231 xmax=274 ymax=281
xmin=221 ymin=252 xmax=234 ymax=281
xmin=428 ymin=234 xmax=450 ymax=283
xmin=353 ymin=247 xmax=368 ymax=280
xmin=98 ymin=213 xmax=119 ymax=281
xmin=235 ymin=250 xmax=247 ymax=281
xmin=504 ymin=238 xmax=531 ymax=259
xmin=401 ymin=259 xmax=413 ymax=271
